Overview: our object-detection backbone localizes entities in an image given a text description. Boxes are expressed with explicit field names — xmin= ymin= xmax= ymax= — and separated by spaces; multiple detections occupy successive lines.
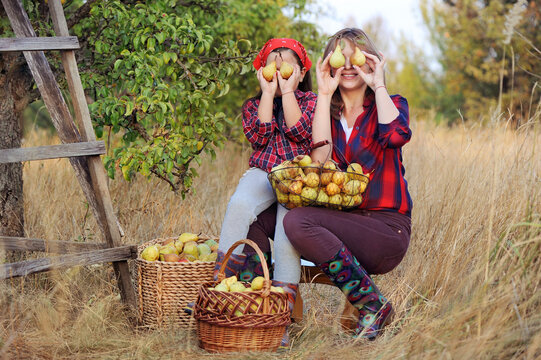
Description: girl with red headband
xmin=215 ymin=38 xmax=316 ymax=346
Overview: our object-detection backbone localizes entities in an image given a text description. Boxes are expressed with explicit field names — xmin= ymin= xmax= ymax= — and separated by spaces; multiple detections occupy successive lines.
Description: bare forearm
xmin=375 ymin=87 xmax=399 ymax=124
xmin=257 ymin=92 xmax=274 ymax=123
xmin=311 ymin=94 xmax=333 ymax=163
xmin=281 ymin=92 xmax=302 ymax=128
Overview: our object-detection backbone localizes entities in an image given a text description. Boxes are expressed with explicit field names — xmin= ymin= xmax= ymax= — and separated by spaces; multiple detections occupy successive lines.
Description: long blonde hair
xmin=323 ymin=28 xmax=383 ymax=121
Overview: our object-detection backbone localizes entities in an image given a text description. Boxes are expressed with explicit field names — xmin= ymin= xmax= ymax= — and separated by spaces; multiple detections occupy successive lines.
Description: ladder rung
xmin=0 ymin=36 xmax=79 ymax=52
xmin=0 ymin=141 xmax=106 ymax=164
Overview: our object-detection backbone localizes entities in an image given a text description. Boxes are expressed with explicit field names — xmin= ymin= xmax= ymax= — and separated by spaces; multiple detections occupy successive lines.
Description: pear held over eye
xmin=329 ymin=44 xmax=346 ymax=69
xmin=351 ymin=47 xmax=366 ymax=66
xmin=280 ymin=61 xmax=294 ymax=79
xmin=262 ymin=61 xmax=277 ymax=82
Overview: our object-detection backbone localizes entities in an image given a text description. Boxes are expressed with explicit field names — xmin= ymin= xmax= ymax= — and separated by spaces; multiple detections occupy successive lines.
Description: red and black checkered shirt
xmin=331 ymin=93 xmax=413 ymax=216
xmin=243 ymin=89 xmax=317 ymax=172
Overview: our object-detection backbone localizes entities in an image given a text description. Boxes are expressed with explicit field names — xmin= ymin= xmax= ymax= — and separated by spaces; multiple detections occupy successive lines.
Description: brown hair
xmin=323 ymin=28 xmax=382 ymax=121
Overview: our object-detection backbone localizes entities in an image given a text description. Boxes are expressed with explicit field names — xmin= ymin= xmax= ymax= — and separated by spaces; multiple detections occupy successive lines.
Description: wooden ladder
xmin=0 ymin=0 xmax=136 ymax=309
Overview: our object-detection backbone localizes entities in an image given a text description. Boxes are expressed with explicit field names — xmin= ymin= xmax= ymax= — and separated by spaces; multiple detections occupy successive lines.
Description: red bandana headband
xmin=253 ymin=38 xmax=312 ymax=71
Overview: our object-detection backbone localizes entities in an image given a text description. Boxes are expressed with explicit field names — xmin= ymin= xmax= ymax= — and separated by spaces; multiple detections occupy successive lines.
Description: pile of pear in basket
xmin=135 ymin=232 xmax=219 ymax=329
xmin=193 ymin=239 xmax=290 ymax=353
xmin=268 ymin=154 xmax=370 ymax=210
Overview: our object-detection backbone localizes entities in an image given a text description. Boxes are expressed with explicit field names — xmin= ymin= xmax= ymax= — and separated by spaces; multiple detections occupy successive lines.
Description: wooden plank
xmin=0 ymin=236 xmax=108 ymax=254
xmin=0 ymin=141 xmax=105 ymax=164
xmin=0 ymin=245 xmax=138 ymax=280
xmin=300 ymin=265 xmax=334 ymax=286
xmin=2 ymin=0 xmax=111 ymax=273
xmin=48 ymin=0 xmax=136 ymax=308
xmin=0 ymin=36 xmax=79 ymax=52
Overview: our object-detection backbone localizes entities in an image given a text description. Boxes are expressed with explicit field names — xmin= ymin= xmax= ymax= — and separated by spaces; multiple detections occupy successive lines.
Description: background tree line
xmin=0 ymin=0 xmax=539 ymax=238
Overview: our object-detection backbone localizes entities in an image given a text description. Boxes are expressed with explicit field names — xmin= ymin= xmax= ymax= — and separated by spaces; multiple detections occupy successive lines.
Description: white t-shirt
xmin=340 ymin=114 xmax=353 ymax=142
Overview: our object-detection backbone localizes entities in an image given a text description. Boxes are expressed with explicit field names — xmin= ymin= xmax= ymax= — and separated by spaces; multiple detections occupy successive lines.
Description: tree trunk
xmin=0 ymin=53 xmax=33 ymax=242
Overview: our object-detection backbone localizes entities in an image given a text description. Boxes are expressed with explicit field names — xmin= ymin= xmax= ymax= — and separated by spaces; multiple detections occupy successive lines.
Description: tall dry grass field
xmin=1 ymin=113 xmax=540 ymax=359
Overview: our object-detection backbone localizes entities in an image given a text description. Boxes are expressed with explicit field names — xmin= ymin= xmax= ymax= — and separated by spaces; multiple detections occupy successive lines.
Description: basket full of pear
xmin=135 ymin=233 xmax=219 ymax=329
xmin=193 ymin=239 xmax=290 ymax=353
xmin=268 ymin=154 xmax=370 ymax=210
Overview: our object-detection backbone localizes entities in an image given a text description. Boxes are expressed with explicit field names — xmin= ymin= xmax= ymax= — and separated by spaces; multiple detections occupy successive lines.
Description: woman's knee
xmin=283 ymin=208 xmax=312 ymax=248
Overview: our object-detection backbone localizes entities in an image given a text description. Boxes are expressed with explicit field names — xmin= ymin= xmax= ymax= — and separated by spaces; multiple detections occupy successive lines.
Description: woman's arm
xmin=311 ymin=54 xmax=343 ymax=163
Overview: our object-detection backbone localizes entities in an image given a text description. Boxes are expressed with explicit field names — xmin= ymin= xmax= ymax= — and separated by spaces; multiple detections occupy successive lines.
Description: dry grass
xmin=1 ymin=112 xmax=540 ymax=359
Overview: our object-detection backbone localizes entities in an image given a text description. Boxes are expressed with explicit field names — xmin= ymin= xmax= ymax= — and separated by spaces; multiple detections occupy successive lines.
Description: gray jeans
xmin=218 ymin=167 xmax=301 ymax=283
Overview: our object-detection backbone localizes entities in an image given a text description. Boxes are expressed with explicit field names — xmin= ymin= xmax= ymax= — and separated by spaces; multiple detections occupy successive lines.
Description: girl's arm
xmin=279 ymin=65 xmax=303 ymax=128
xmin=242 ymin=99 xmax=275 ymax=149
xmin=257 ymin=68 xmax=277 ymax=123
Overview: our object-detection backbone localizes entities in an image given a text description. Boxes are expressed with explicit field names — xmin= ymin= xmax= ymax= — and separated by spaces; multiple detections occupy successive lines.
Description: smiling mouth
xmin=341 ymin=73 xmax=357 ymax=79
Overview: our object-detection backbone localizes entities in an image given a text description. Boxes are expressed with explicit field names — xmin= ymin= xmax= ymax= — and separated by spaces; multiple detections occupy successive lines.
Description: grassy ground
xmin=1 ymin=114 xmax=540 ymax=359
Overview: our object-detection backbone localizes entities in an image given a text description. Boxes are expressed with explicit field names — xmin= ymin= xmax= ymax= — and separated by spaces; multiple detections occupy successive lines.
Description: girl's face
xmin=332 ymin=39 xmax=370 ymax=91
xmin=265 ymin=49 xmax=306 ymax=92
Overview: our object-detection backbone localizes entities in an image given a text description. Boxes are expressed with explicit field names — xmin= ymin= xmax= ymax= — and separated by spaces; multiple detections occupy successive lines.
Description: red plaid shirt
xmin=243 ymin=89 xmax=317 ymax=172
xmin=331 ymin=93 xmax=413 ymax=216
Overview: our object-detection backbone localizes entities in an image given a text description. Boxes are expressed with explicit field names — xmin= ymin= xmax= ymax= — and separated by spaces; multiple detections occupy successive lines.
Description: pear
xmin=197 ymin=243 xmax=212 ymax=257
xmin=174 ymin=239 xmax=184 ymax=254
xmin=326 ymin=182 xmax=341 ymax=196
xmin=141 ymin=244 xmax=159 ymax=261
xmin=351 ymin=47 xmax=366 ymax=66
xmin=296 ymin=154 xmax=312 ymax=167
xmin=329 ymin=44 xmax=345 ymax=68
xmin=223 ymin=275 xmax=238 ymax=287
xmin=279 ymin=61 xmax=294 ymax=79
xmin=304 ymin=172 xmax=320 ymax=188
xmin=204 ymin=239 xmax=218 ymax=252
xmin=162 ymin=253 xmax=181 ymax=262
xmin=182 ymin=241 xmax=199 ymax=259
xmin=214 ymin=283 xmax=229 ymax=292
xmin=331 ymin=171 xmax=347 ymax=186
xmin=229 ymin=282 xmax=247 ymax=292
xmin=316 ymin=190 xmax=329 ymax=204
xmin=262 ymin=61 xmax=277 ymax=82
xmin=178 ymin=232 xmax=198 ymax=243
xmin=343 ymin=179 xmax=361 ymax=196
xmin=270 ymin=286 xmax=285 ymax=294
xmin=250 ymin=276 xmax=265 ymax=291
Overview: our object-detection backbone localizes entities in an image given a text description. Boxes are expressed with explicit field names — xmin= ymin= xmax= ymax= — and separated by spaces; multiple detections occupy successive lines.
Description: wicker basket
xmin=193 ymin=239 xmax=290 ymax=353
xmin=135 ymin=235 xmax=217 ymax=329
xmin=268 ymin=160 xmax=370 ymax=210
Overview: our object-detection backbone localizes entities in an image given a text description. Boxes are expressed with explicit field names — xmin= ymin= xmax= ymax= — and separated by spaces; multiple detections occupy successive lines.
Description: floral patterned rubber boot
xmin=318 ymin=246 xmax=394 ymax=340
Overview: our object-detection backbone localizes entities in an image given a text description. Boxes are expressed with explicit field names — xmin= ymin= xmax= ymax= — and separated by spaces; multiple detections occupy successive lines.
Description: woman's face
xmin=332 ymin=39 xmax=370 ymax=92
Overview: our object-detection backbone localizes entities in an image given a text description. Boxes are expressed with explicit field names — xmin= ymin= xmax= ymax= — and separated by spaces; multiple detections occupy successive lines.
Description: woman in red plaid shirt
xmin=283 ymin=28 xmax=413 ymax=340
xmin=215 ymin=38 xmax=316 ymax=343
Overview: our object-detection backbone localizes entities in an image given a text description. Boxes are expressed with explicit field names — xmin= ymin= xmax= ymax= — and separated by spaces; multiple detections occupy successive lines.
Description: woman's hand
xmin=353 ymin=51 xmax=386 ymax=90
xmin=257 ymin=68 xmax=277 ymax=96
xmin=316 ymin=52 xmax=343 ymax=96
xmin=277 ymin=64 xmax=302 ymax=94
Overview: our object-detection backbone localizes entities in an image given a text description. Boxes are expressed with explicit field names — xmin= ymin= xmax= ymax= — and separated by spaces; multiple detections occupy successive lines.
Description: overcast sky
xmin=310 ymin=0 xmax=435 ymax=59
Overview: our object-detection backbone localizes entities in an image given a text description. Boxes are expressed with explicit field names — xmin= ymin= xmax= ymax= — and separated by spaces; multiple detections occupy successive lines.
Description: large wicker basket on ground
xmin=193 ymin=239 xmax=290 ymax=353
xmin=135 ymin=235 xmax=217 ymax=329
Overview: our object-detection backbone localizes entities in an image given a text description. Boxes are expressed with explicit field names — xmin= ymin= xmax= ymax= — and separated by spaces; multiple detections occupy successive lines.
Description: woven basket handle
xmin=217 ymin=239 xmax=272 ymax=301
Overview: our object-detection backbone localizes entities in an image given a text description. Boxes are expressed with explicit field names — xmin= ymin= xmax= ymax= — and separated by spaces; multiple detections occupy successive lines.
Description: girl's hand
xmin=257 ymin=68 xmax=277 ymax=96
xmin=316 ymin=51 xmax=343 ymax=96
xmin=353 ymin=51 xmax=386 ymax=90
xmin=277 ymin=64 xmax=302 ymax=94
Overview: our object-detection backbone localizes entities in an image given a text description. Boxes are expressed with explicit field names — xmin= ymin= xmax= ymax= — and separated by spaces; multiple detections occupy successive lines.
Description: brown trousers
xmin=247 ymin=204 xmax=410 ymax=275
